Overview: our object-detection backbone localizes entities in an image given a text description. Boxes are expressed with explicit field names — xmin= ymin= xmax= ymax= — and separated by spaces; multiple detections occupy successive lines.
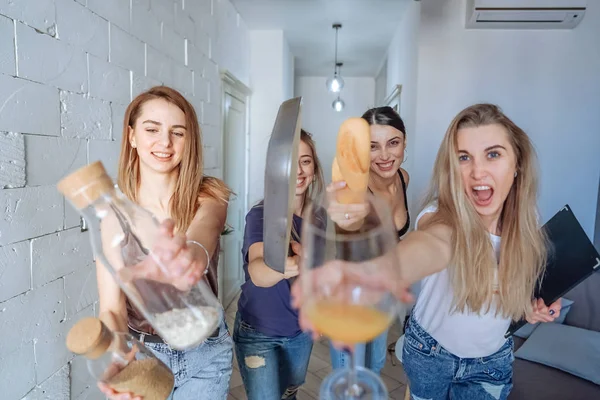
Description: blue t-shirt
xmin=237 ymin=204 xmax=307 ymax=337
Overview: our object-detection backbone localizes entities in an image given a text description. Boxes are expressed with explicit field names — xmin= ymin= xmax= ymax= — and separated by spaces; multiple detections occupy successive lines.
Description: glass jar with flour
xmin=58 ymin=161 xmax=222 ymax=350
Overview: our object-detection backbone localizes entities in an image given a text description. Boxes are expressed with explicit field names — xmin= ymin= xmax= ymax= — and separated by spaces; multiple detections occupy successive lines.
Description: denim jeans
xmin=402 ymin=314 xmax=514 ymax=400
xmin=145 ymin=318 xmax=233 ymax=400
xmin=232 ymin=311 xmax=313 ymax=400
xmin=328 ymin=330 xmax=388 ymax=375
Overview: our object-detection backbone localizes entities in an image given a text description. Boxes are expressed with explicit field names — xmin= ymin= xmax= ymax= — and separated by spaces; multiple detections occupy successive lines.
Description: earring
xmin=131 ymin=143 xmax=136 ymax=148
xmin=514 ymin=171 xmax=518 ymax=178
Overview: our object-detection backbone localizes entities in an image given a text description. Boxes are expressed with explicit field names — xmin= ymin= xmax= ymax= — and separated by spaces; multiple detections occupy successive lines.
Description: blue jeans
xmin=232 ymin=311 xmax=313 ymax=400
xmin=145 ymin=318 xmax=233 ymax=400
xmin=402 ymin=314 xmax=514 ymax=400
xmin=328 ymin=330 xmax=388 ymax=375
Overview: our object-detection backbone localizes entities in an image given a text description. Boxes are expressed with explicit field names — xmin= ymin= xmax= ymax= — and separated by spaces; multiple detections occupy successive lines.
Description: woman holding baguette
xmin=328 ymin=106 xmax=411 ymax=375
xmin=296 ymin=103 xmax=561 ymax=400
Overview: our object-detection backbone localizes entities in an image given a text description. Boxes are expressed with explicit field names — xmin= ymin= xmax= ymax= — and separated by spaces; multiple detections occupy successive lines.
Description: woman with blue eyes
xmin=299 ymin=103 xmax=561 ymax=399
xmin=327 ymin=106 xmax=410 ymax=376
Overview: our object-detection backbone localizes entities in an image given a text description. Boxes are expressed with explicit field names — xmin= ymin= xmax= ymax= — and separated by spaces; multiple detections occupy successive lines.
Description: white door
xmin=221 ymin=92 xmax=247 ymax=308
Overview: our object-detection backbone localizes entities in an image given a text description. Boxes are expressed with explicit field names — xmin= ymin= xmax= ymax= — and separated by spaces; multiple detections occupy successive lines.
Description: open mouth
xmin=472 ymin=185 xmax=494 ymax=207
xmin=296 ymin=177 xmax=306 ymax=187
xmin=152 ymin=151 xmax=173 ymax=161
xmin=376 ymin=160 xmax=395 ymax=172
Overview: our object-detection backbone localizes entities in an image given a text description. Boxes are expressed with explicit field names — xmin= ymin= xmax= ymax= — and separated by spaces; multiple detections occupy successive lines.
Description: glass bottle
xmin=57 ymin=161 xmax=222 ymax=350
xmin=66 ymin=317 xmax=174 ymax=400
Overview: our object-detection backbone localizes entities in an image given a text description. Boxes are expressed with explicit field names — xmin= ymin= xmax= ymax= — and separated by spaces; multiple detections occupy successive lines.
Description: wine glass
xmin=300 ymin=192 xmax=405 ymax=399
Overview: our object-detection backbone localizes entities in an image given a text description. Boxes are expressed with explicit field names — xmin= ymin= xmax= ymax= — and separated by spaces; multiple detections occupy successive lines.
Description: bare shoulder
xmin=400 ymin=168 xmax=410 ymax=186
xmin=197 ymin=195 xmax=228 ymax=215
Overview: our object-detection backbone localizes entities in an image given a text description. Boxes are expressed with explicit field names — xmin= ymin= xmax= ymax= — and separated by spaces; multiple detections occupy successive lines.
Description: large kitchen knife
xmin=263 ymin=97 xmax=303 ymax=273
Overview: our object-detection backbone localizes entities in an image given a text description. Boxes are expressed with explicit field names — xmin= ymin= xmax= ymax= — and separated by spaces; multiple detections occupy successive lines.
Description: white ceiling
xmin=229 ymin=0 xmax=413 ymax=77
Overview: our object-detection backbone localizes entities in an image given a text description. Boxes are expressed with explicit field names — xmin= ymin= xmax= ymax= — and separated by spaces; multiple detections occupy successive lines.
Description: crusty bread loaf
xmin=332 ymin=118 xmax=371 ymax=204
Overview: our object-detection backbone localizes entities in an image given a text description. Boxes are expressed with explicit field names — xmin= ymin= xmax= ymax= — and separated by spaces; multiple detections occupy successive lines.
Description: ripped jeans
xmin=232 ymin=311 xmax=313 ymax=400
xmin=403 ymin=314 xmax=514 ymax=400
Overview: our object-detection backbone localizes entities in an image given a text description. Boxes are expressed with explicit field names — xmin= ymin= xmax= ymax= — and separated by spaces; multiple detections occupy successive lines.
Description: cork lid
xmin=57 ymin=161 xmax=115 ymax=209
xmin=66 ymin=317 xmax=113 ymax=360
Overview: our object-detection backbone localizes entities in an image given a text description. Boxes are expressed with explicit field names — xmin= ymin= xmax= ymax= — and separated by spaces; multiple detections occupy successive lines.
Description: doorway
xmin=219 ymin=71 xmax=250 ymax=309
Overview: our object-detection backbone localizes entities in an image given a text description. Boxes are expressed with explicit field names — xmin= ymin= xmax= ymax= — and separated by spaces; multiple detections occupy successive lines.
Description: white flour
xmin=153 ymin=306 xmax=220 ymax=350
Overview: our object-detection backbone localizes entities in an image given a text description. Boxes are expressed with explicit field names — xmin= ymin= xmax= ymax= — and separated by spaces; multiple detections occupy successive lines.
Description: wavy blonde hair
xmin=422 ymin=104 xmax=547 ymax=321
xmin=117 ymin=86 xmax=232 ymax=232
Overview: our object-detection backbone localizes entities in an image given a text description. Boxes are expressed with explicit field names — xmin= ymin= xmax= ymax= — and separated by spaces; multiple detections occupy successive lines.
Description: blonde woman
xmin=293 ymin=104 xmax=561 ymax=400
xmin=98 ymin=86 xmax=233 ymax=400
xmin=233 ymin=130 xmax=325 ymax=400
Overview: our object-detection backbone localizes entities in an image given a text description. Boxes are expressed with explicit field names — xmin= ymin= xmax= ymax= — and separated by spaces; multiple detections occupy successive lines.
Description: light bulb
xmin=332 ymin=97 xmax=345 ymax=112
xmin=326 ymin=75 xmax=345 ymax=93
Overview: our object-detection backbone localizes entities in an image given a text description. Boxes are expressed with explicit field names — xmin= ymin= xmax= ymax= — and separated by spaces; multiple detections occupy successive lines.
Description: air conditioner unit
xmin=466 ymin=0 xmax=587 ymax=30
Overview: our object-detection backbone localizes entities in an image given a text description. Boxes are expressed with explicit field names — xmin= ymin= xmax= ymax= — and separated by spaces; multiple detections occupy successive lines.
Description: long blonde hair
xmin=422 ymin=104 xmax=546 ymax=321
xmin=117 ymin=86 xmax=232 ymax=232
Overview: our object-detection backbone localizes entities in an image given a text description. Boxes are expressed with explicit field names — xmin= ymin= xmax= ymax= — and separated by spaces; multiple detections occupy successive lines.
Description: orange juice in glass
xmin=299 ymin=192 xmax=404 ymax=400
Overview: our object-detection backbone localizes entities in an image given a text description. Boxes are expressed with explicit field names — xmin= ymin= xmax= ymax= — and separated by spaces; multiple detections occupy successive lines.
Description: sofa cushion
xmin=564 ymin=271 xmax=600 ymax=332
xmin=510 ymin=357 xmax=600 ymax=400
xmin=514 ymin=298 xmax=574 ymax=339
xmin=514 ymin=322 xmax=600 ymax=385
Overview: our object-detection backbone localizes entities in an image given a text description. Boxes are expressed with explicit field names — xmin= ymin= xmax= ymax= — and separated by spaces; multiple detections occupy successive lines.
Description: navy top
xmin=237 ymin=205 xmax=305 ymax=337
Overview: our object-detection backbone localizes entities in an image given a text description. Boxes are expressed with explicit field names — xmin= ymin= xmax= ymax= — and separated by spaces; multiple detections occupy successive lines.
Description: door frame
xmin=218 ymin=69 xmax=251 ymax=307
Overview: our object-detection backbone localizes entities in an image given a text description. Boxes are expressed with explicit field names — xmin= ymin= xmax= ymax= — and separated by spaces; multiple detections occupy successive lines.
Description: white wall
xmin=248 ymin=30 xmax=295 ymax=203
xmin=294 ymin=77 xmax=376 ymax=182
xmin=0 ymin=1 xmax=250 ymax=399
xmin=384 ymin=0 xmax=421 ymax=221
xmin=374 ymin=60 xmax=387 ymax=107
xmin=283 ymin=37 xmax=295 ymax=100
xmin=412 ymin=0 xmax=600 ymax=238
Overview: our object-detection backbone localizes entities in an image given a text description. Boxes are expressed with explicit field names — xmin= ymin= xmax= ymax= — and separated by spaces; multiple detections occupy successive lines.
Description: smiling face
xmin=457 ymin=123 xmax=517 ymax=221
xmin=128 ymin=98 xmax=187 ymax=175
xmin=296 ymin=139 xmax=315 ymax=196
xmin=369 ymin=124 xmax=405 ymax=178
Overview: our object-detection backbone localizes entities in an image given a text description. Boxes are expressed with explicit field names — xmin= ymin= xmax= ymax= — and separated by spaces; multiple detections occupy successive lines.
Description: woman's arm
xmin=396 ymin=215 xmax=452 ymax=286
xmin=185 ymin=196 xmax=228 ymax=271
xmin=248 ymin=242 xmax=300 ymax=288
xmin=97 ymin=260 xmax=129 ymax=333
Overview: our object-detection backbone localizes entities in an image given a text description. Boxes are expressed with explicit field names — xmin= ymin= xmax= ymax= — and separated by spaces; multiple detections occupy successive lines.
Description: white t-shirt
xmin=412 ymin=202 xmax=512 ymax=358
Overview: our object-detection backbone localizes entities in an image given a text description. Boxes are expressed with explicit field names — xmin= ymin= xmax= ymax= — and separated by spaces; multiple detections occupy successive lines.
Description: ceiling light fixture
xmin=332 ymin=96 xmax=345 ymax=112
xmin=326 ymin=23 xmax=344 ymax=93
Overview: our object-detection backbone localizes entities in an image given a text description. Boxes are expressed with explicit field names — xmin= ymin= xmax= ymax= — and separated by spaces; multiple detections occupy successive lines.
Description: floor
xmin=224 ymin=293 xmax=409 ymax=400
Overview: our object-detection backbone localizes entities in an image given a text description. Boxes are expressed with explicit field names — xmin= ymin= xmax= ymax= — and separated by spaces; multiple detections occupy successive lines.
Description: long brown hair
xmin=117 ymin=86 xmax=232 ymax=232
xmin=422 ymin=103 xmax=547 ymax=321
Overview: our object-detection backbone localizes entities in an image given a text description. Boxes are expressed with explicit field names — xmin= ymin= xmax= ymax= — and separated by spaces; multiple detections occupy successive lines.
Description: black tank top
xmin=369 ymin=169 xmax=410 ymax=238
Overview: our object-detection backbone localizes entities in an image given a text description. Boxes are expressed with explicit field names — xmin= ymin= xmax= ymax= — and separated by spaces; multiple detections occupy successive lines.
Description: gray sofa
xmin=509 ymin=271 xmax=600 ymax=400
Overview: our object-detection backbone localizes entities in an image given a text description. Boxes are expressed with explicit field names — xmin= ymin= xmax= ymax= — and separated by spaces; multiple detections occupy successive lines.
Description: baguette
xmin=332 ymin=118 xmax=371 ymax=204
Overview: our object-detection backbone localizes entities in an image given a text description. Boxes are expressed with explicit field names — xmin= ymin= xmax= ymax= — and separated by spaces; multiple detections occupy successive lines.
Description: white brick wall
xmin=0 ymin=0 xmax=250 ymax=398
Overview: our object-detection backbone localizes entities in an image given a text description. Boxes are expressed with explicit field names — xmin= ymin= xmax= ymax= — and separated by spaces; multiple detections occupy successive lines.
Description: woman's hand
xmin=98 ymin=383 xmax=142 ymax=400
xmin=326 ymin=181 xmax=370 ymax=231
xmin=97 ymin=345 xmax=143 ymax=400
xmin=526 ymin=298 xmax=562 ymax=324
xmin=283 ymin=242 xmax=302 ymax=279
xmin=290 ymin=259 xmax=413 ymax=347
xmin=119 ymin=219 xmax=208 ymax=291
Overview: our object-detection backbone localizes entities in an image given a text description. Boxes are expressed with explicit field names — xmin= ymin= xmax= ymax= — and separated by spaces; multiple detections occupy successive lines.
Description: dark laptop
xmin=505 ymin=204 xmax=600 ymax=338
